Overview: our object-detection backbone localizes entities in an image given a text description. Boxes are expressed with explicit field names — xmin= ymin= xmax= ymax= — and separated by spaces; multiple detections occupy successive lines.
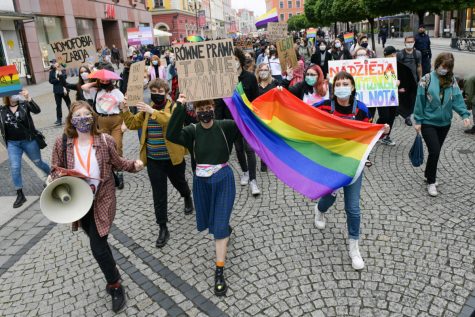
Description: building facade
xmin=14 ymin=0 xmax=152 ymax=84
xmin=237 ymin=9 xmax=256 ymax=35
xmin=0 ymin=0 xmax=34 ymax=84
xmin=266 ymin=0 xmax=304 ymax=23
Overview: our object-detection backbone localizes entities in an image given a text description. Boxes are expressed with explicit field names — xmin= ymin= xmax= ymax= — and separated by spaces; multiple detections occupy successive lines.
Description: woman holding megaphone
xmin=48 ymin=100 xmax=144 ymax=313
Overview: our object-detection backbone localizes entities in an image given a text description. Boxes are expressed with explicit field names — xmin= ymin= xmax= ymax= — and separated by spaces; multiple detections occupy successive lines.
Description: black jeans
xmin=377 ymin=107 xmax=397 ymax=136
xmin=54 ymin=93 xmax=71 ymax=121
xmin=147 ymin=159 xmax=191 ymax=224
xmin=81 ymin=209 xmax=120 ymax=284
xmin=234 ymin=133 xmax=257 ymax=181
xmin=421 ymin=124 xmax=450 ymax=184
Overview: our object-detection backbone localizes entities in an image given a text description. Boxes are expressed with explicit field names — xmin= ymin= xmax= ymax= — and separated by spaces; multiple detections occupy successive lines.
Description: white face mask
xmin=319 ymin=46 xmax=326 ymax=51
xmin=259 ymin=70 xmax=270 ymax=79
xmin=405 ymin=43 xmax=414 ymax=49
xmin=80 ymin=72 xmax=89 ymax=81
xmin=437 ymin=67 xmax=448 ymax=76
xmin=357 ymin=55 xmax=367 ymax=60
xmin=335 ymin=42 xmax=342 ymax=48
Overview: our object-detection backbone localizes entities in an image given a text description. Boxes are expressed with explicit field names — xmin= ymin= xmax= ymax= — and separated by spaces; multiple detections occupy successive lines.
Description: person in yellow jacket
xmin=120 ymin=78 xmax=193 ymax=248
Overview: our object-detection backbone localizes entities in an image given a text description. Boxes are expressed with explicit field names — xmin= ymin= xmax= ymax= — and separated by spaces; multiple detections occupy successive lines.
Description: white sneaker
xmin=249 ymin=180 xmax=261 ymax=196
xmin=314 ymin=205 xmax=326 ymax=229
xmin=349 ymin=239 xmax=365 ymax=270
xmin=240 ymin=172 xmax=249 ymax=186
xmin=427 ymin=184 xmax=438 ymax=197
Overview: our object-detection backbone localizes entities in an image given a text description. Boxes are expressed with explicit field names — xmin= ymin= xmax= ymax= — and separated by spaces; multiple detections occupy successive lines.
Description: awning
xmin=0 ymin=10 xmax=35 ymax=20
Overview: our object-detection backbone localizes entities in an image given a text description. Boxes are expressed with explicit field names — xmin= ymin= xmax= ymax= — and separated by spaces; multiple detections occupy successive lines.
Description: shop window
xmin=76 ymin=19 xmax=96 ymax=46
xmin=35 ymin=16 xmax=64 ymax=69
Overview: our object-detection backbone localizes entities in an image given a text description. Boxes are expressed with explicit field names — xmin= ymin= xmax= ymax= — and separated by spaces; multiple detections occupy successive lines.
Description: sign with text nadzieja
xmin=173 ymin=39 xmax=239 ymax=102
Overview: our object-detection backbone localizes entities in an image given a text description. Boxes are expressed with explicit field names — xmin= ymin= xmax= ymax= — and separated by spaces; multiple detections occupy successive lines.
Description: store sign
xmin=127 ymin=27 xmax=154 ymax=46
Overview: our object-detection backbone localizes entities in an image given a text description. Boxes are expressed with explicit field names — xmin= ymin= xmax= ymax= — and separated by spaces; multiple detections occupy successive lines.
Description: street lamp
xmin=188 ymin=0 xmax=202 ymax=34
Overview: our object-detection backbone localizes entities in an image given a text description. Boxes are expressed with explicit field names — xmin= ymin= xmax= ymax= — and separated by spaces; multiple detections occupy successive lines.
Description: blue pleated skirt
xmin=192 ymin=166 xmax=235 ymax=239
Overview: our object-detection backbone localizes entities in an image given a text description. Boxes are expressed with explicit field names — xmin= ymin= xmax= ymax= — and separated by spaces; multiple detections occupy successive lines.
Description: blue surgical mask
xmin=305 ymin=76 xmax=317 ymax=86
xmin=334 ymin=86 xmax=353 ymax=100
xmin=152 ymin=60 xmax=159 ymax=66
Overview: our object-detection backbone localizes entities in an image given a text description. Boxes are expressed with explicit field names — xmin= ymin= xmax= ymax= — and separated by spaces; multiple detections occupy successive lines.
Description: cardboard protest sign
xmin=0 ymin=65 xmax=22 ymax=97
xmin=50 ymin=34 xmax=96 ymax=69
xmin=267 ymin=22 xmax=288 ymax=42
xmin=276 ymin=37 xmax=298 ymax=71
xmin=328 ymin=58 xmax=399 ymax=107
xmin=126 ymin=61 xmax=145 ymax=107
xmin=173 ymin=39 xmax=239 ymax=102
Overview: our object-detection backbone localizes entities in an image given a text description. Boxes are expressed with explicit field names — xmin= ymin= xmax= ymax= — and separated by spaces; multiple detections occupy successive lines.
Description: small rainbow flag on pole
xmin=344 ymin=32 xmax=355 ymax=43
xmin=306 ymin=28 xmax=317 ymax=38
xmin=0 ymin=65 xmax=22 ymax=97
xmin=255 ymin=8 xmax=279 ymax=29
xmin=224 ymin=84 xmax=384 ymax=199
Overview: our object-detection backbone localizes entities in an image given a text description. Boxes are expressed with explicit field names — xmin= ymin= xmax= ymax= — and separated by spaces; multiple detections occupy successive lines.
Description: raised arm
xmin=166 ymin=97 xmax=194 ymax=149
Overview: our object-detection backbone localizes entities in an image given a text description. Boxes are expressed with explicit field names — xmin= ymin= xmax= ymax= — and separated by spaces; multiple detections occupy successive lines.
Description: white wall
xmin=0 ymin=0 xmax=15 ymax=11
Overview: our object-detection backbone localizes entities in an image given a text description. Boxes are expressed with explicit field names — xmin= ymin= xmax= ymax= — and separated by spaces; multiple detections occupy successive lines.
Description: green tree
xmin=304 ymin=0 xmax=334 ymax=27
xmin=287 ymin=14 xmax=310 ymax=31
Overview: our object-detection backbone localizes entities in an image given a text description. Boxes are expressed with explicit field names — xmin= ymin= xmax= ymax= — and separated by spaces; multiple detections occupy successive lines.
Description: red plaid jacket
xmin=51 ymin=133 xmax=137 ymax=237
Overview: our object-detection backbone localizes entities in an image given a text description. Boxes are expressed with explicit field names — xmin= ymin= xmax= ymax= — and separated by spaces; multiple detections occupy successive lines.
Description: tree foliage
xmin=304 ymin=0 xmax=334 ymax=26
xmin=287 ymin=15 xmax=310 ymax=31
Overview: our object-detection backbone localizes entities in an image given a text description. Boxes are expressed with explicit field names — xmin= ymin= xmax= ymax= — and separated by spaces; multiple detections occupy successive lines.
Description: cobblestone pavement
xmin=0 ymin=103 xmax=474 ymax=316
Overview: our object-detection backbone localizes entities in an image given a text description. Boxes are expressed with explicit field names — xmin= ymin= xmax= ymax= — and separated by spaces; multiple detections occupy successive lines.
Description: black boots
xmin=155 ymin=224 xmax=170 ymax=248
xmin=214 ymin=267 xmax=227 ymax=296
xmin=106 ymin=282 xmax=126 ymax=313
xmin=184 ymin=195 xmax=194 ymax=215
xmin=13 ymin=189 xmax=26 ymax=208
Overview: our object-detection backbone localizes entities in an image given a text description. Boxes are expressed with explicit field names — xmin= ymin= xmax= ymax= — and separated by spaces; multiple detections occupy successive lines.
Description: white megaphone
xmin=40 ymin=176 xmax=94 ymax=224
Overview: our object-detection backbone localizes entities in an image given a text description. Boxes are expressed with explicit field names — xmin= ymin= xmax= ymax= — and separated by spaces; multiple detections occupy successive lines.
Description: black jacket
xmin=311 ymin=50 xmax=332 ymax=78
xmin=288 ymin=81 xmax=315 ymax=100
xmin=64 ymin=82 xmax=85 ymax=101
xmin=239 ymin=70 xmax=259 ymax=102
xmin=0 ymin=100 xmax=40 ymax=145
xmin=49 ymin=68 xmax=68 ymax=95
xmin=119 ymin=68 xmax=130 ymax=94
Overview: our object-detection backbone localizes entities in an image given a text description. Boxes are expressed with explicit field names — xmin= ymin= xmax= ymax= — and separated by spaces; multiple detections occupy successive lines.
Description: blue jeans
xmin=7 ymin=139 xmax=51 ymax=189
xmin=317 ymin=173 xmax=363 ymax=240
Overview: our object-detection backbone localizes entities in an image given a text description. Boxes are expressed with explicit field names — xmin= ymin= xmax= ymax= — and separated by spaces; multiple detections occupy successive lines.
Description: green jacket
xmin=414 ymin=71 xmax=470 ymax=126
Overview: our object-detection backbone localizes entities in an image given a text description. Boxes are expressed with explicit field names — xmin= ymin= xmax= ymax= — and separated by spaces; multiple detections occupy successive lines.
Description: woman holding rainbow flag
xmin=312 ymin=71 xmax=390 ymax=270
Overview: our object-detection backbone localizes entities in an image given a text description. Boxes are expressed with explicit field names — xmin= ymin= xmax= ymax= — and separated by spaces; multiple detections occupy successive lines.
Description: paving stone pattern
xmin=0 ymin=114 xmax=474 ymax=317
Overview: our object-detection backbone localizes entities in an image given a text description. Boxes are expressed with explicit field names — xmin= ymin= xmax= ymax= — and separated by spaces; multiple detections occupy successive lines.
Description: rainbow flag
xmin=0 ymin=65 xmax=22 ymax=97
xmin=255 ymin=8 xmax=278 ymax=29
xmin=344 ymin=32 xmax=354 ymax=43
xmin=224 ymin=84 xmax=384 ymax=199
xmin=306 ymin=28 xmax=316 ymax=38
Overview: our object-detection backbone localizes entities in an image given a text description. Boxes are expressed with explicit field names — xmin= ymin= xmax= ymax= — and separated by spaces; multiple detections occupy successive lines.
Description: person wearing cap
xmin=415 ymin=24 xmax=432 ymax=76
xmin=0 ymin=90 xmax=51 ymax=208
xmin=49 ymin=61 xmax=71 ymax=126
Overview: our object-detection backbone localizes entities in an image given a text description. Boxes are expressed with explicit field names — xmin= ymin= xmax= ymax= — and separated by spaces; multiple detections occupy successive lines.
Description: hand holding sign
xmin=136 ymin=101 xmax=154 ymax=114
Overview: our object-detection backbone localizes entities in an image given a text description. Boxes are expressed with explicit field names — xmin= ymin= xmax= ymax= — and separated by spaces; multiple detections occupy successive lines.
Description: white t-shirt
xmin=90 ymin=88 xmax=124 ymax=114
xmin=263 ymin=56 xmax=282 ymax=76
xmin=74 ymin=143 xmax=100 ymax=195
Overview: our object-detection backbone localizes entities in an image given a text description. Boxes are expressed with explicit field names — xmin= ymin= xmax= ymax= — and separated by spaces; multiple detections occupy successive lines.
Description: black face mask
xmin=151 ymin=93 xmax=166 ymax=109
xmin=100 ymin=83 xmax=111 ymax=90
xmin=196 ymin=110 xmax=215 ymax=123
xmin=360 ymin=43 xmax=368 ymax=48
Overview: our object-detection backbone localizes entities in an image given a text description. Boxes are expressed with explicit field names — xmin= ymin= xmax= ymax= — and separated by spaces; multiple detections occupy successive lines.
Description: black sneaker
xmin=380 ymin=136 xmax=396 ymax=146
xmin=106 ymin=284 xmax=126 ymax=313
xmin=404 ymin=117 xmax=413 ymax=126
xmin=155 ymin=226 xmax=169 ymax=248
xmin=13 ymin=189 xmax=27 ymax=208
xmin=464 ymin=127 xmax=475 ymax=134
xmin=214 ymin=267 xmax=227 ymax=296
